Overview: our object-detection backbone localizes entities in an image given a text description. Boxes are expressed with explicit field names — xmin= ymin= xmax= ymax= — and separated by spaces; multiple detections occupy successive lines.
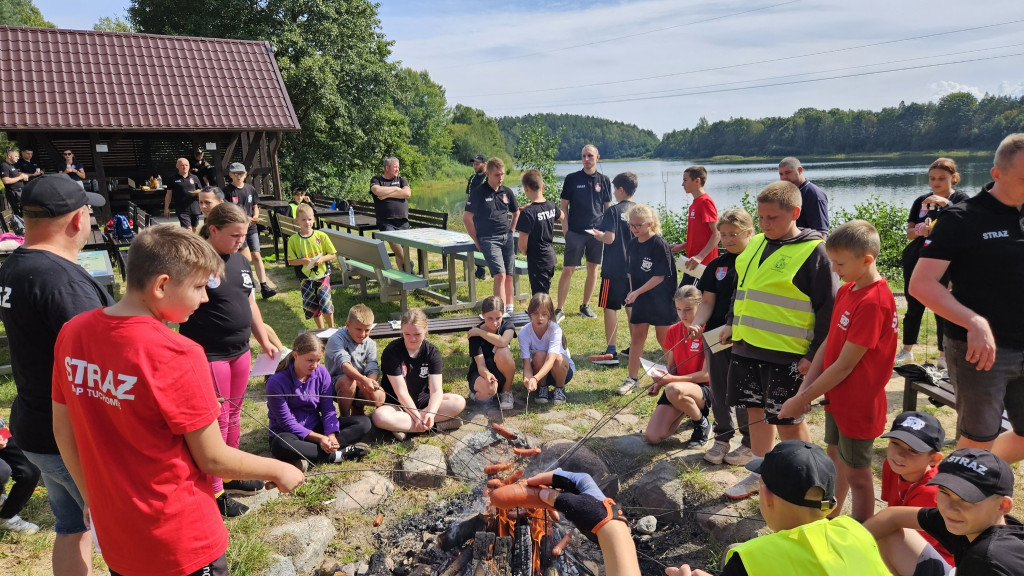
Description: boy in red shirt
xmin=644 ymin=285 xmax=711 ymax=447
xmin=672 ymin=166 xmax=719 ymax=282
xmin=52 ymin=226 xmax=304 ymax=576
xmin=778 ymin=219 xmax=898 ymax=521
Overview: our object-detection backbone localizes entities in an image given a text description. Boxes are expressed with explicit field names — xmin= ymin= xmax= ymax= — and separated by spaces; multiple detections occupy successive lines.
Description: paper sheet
xmin=301 ymin=255 xmax=323 ymax=274
xmin=675 ymin=255 xmax=707 ymax=278
xmin=639 ymin=357 xmax=668 ymax=378
xmin=250 ymin=348 xmax=290 ymax=377
xmin=317 ymin=328 xmax=339 ymax=339
xmin=702 ymin=325 xmax=732 ymax=354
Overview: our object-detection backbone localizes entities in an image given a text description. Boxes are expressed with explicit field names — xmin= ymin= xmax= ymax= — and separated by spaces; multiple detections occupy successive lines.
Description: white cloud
xmin=998 ymin=81 xmax=1024 ymax=98
xmin=930 ymin=81 xmax=985 ymax=100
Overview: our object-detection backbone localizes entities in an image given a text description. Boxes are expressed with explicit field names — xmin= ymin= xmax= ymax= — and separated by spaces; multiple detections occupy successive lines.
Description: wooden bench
xmin=451 ymin=251 xmax=531 ymax=302
xmin=901 ymin=372 xmax=1012 ymax=434
xmin=348 ymin=200 xmax=448 ymax=230
xmin=321 ymin=228 xmax=428 ymax=312
xmin=514 ymin=220 xmax=566 ymax=246
xmin=313 ymin=312 xmax=531 ymax=341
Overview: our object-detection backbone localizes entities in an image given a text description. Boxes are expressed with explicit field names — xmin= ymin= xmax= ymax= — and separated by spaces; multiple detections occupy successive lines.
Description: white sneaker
xmin=615 ymin=377 xmax=639 ymax=396
xmin=0 ymin=515 xmax=40 ymax=534
xmin=894 ymin=349 xmax=915 ymax=365
xmin=725 ymin=471 xmax=761 ymax=500
xmin=499 ymin=391 xmax=514 ymax=410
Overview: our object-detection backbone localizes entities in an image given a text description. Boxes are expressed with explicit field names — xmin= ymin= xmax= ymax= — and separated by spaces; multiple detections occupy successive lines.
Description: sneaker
xmin=260 ymin=283 xmax=277 ymax=299
xmin=475 ymin=265 xmax=486 ymax=280
xmin=724 ymin=445 xmax=754 ymax=466
xmin=535 ymin=386 xmax=550 ymax=404
xmin=434 ymin=418 xmax=462 ymax=432
xmin=217 ymin=493 xmax=250 ymax=518
xmin=341 ymin=442 xmax=370 ymax=460
xmin=704 ymin=441 xmax=730 ymax=465
xmin=686 ymin=417 xmax=711 ymax=448
xmin=289 ymin=459 xmax=310 ymax=473
xmin=615 ymin=377 xmax=639 ymax=396
xmin=554 ymin=309 xmax=565 ymax=324
xmin=499 ymin=391 xmax=515 ymax=410
xmin=392 ymin=430 xmax=408 ymax=442
xmin=552 ymin=388 xmax=567 ymax=405
xmin=223 ymin=479 xmax=265 ymax=496
xmin=589 ymin=353 xmax=620 ymax=366
xmin=935 ymin=354 xmax=947 ymax=370
xmin=579 ymin=304 xmax=597 ymax=319
xmin=725 ymin=471 xmax=761 ymax=500
xmin=0 ymin=515 xmax=39 ymax=534
xmin=619 ymin=347 xmax=630 ymax=357
xmin=894 ymin=348 xmax=915 ymax=365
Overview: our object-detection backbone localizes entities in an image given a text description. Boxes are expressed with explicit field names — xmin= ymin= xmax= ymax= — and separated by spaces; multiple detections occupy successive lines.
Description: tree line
xmin=497 ymin=113 xmax=660 ymax=161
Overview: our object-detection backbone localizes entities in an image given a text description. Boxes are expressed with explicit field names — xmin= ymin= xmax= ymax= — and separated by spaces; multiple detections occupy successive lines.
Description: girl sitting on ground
xmin=519 ymin=293 xmax=575 ymax=405
xmin=644 ymin=286 xmax=712 ymax=447
xmin=468 ymin=295 xmax=518 ymax=409
xmin=373 ymin=308 xmax=467 ymax=440
xmin=266 ymin=333 xmax=371 ymax=469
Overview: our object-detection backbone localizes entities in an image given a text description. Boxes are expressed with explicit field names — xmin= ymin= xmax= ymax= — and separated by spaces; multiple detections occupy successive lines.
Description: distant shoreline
xmin=555 ymin=149 xmax=992 ymax=165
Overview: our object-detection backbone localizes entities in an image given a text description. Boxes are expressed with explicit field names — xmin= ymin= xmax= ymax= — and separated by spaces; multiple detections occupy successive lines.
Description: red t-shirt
xmin=882 ymin=461 xmax=955 ymax=566
xmin=52 ymin=310 xmax=228 ymax=576
xmin=823 ymin=280 xmax=898 ymax=439
xmin=665 ymin=322 xmax=706 ymax=376
xmin=684 ymin=193 xmax=719 ymax=264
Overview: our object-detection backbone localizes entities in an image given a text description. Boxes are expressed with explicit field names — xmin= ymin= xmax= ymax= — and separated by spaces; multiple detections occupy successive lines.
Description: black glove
xmin=550 ymin=469 xmax=626 ymax=542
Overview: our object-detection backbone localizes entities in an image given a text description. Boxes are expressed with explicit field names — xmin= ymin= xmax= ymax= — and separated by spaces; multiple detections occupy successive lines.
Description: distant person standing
xmin=57 ymin=150 xmax=86 ymax=188
xmin=466 ymin=154 xmax=488 ymax=280
xmin=464 ymin=157 xmax=519 ymax=313
xmin=671 ymin=166 xmax=720 ymax=285
xmin=370 ymin=156 xmax=412 ymax=271
xmin=163 ymin=157 xmax=204 ymax=231
xmin=778 ymin=157 xmax=829 ymax=234
xmin=223 ymin=162 xmax=276 ymax=299
xmin=15 ymin=147 xmax=43 ymax=180
xmin=191 ymin=148 xmax=216 ymax=186
xmin=2 ymin=148 xmax=29 ymax=215
xmin=555 ymin=144 xmax=612 ymax=322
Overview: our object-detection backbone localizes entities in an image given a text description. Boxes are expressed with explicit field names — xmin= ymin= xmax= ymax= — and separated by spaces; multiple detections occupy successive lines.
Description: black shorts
xmin=627 ymin=290 xmax=677 ymax=326
xmin=563 ymin=230 xmax=603 ymax=267
xmin=378 ymin=218 xmax=410 ymax=232
xmin=468 ymin=357 xmax=507 ymax=388
xmin=177 ymin=211 xmax=201 ymax=228
xmin=657 ymin=382 xmax=711 ymax=409
xmin=528 ymin=265 xmax=554 ymax=296
xmin=599 ymin=277 xmax=629 ymax=310
xmin=728 ymin=355 xmax=805 ymax=424
xmin=112 ymin=554 xmax=227 ymax=576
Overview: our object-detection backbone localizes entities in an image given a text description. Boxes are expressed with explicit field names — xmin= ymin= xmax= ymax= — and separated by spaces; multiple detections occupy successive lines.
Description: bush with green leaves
xmin=512 ymin=118 xmax=563 ymax=206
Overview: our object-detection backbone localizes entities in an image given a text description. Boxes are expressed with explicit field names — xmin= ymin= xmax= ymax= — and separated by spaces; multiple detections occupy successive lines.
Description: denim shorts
xmin=244 ymin=228 xmax=261 ymax=254
xmin=946 ymin=337 xmax=1024 ymax=442
xmin=479 ymin=234 xmax=515 ymax=276
xmin=22 ymin=450 xmax=88 ymax=534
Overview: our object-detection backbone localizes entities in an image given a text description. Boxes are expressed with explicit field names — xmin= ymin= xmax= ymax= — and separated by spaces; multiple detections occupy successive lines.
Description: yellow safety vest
xmin=732 ymin=233 xmax=822 ymax=355
xmin=725 ymin=516 xmax=890 ymax=576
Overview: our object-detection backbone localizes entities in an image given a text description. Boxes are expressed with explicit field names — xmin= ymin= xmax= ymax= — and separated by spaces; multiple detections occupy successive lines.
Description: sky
xmin=38 ymin=0 xmax=1024 ymax=136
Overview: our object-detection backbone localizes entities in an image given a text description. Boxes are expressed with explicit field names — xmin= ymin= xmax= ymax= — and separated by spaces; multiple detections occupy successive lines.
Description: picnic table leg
xmin=403 ymin=246 xmax=413 ymax=274
xmin=418 ymin=248 xmax=429 ymax=280
xmin=466 ymin=253 xmax=477 ymax=305
xmin=902 ymin=376 xmax=917 ymax=413
xmin=446 ymin=253 xmax=458 ymax=305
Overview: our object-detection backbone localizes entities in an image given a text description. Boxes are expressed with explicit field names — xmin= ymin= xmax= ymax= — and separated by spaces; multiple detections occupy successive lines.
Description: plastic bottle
xmin=349 ymin=205 xmax=355 ymax=226
xmin=157 ymin=175 xmax=163 ymax=187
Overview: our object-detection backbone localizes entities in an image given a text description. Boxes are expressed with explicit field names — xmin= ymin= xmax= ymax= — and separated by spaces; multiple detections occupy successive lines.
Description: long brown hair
xmin=274 ymin=332 xmax=325 ymax=373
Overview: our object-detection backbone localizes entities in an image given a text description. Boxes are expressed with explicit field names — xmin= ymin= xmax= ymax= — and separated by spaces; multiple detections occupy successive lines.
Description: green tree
xmin=393 ymin=68 xmax=453 ymax=178
xmin=93 ymin=16 xmax=136 ymax=32
xmin=0 ymin=0 xmax=55 ymax=27
xmin=512 ymin=118 xmax=562 ymax=204
xmin=450 ymin=105 xmax=510 ymax=166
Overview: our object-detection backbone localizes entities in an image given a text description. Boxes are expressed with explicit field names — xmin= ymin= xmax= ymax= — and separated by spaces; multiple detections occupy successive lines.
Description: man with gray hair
xmin=370 ymin=156 xmax=412 ymax=271
xmin=778 ymin=157 xmax=829 ymax=234
xmin=910 ymin=133 xmax=1024 ymax=463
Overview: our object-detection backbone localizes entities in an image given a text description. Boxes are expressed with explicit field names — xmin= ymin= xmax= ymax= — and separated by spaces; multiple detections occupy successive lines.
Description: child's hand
xmin=420 ymin=411 xmax=435 ymax=431
xmin=687 ymin=325 xmax=704 ymax=339
xmin=914 ymin=222 xmax=930 ymax=237
xmin=777 ymin=397 xmax=809 ymax=421
xmin=665 ymin=565 xmax=714 ymax=576
xmin=467 ymin=327 xmax=483 ymax=338
xmin=684 ymin=256 xmax=701 ymax=271
xmin=271 ymin=462 xmax=306 ymax=493
xmin=525 ymin=376 xmax=538 ymax=391
xmin=624 ymin=290 xmax=638 ymax=305
xmin=317 ymin=435 xmax=335 ymax=453
xmin=263 ymin=342 xmax=280 ymax=359
xmin=797 ymin=358 xmax=811 ymax=375
xmin=719 ymin=326 xmax=732 ymax=345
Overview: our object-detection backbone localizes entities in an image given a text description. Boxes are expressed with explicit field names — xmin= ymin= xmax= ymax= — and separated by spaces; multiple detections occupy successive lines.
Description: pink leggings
xmin=210 ymin=352 xmax=251 ymax=494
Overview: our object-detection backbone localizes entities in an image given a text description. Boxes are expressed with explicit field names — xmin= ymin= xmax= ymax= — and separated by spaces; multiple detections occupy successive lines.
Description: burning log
xmin=438 ymin=513 xmax=486 ymax=551
xmin=511 ymin=521 xmax=533 ymax=576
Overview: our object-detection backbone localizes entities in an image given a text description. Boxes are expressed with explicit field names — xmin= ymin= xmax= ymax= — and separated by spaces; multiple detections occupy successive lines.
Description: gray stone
xmin=635 ymin=515 xmax=657 ymax=535
xmin=398 ymin=444 xmax=447 ymax=489
xmin=269 ymin=516 xmax=335 ymax=575
xmin=265 ymin=555 xmax=296 ymax=576
xmin=694 ymin=501 xmax=764 ymax=545
xmin=704 ymin=470 xmax=739 ymax=493
xmin=538 ymin=410 xmax=569 ymax=421
xmin=523 ymin=440 xmax=617 ymax=497
xmin=236 ymin=485 xmax=282 ymax=512
xmin=583 ymin=409 xmax=602 ymax=420
xmin=543 ymin=423 xmax=575 ymax=436
xmin=632 ymin=460 xmax=686 ymax=524
xmin=448 ymin=429 xmax=521 ymax=480
xmin=612 ymin=434 xmax=658 ymax=457
xmin=613 ymin=414 xmax=639 ymax=427
xmin=332 ymin=472 xmax=395 ymax=512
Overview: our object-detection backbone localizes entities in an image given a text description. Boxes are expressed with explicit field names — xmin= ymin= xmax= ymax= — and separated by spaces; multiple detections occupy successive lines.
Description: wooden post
xmin=270 ymin=132 xmax=283 ymax=200
xmin=89 ymin=132 xmax=112 ymax=222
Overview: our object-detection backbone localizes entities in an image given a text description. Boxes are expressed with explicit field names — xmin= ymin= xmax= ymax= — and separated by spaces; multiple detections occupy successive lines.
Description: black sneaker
xmin=619 ymin=347 xmax=630 ymax=357
xmin=475 ymin=265 xmax=486 ymax=280
xmin=217 ymin=493 xmax=250 ymax=518
xmin=223 ymin=479 xmax=265 ymax=496
xmin=260 ymin=283 xmax=277 ymax=299
xmin=686 ymin=417 xmax=711 ymax=448
xmin=579 ymin=304 xmax=597 ymax=319
xmin=341 ymin=442 xmax=370 ymax=460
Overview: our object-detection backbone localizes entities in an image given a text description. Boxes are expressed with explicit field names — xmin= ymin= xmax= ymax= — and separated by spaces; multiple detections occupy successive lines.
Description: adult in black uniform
xmin=192 ymin=148 xmax=216 ymax=186
xmin=556 ymin=144 xmax=611 ymax=322
xmin=370 ymin=156 xmax=412 ymax=271
xmin=1 ymin=148 xmax=29 ymax=215
xmin=56 ymin=150 xmax=86 ymax=187
xmin=466 ymin=154 xmax=488 ymax=279
xmin=163 ymin=157 xmax=204 ymax=231
xmin=15 ymin=147 xmax=43 ymax=180
xmin=0 ymin=174 xmax=112 ymax=574
xmin=910 ymin=133 xmax=1024 ymax=462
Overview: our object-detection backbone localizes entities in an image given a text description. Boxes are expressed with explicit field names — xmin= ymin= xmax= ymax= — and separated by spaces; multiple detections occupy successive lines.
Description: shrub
xmin=831 ymin=196 xmax=909 ymax=288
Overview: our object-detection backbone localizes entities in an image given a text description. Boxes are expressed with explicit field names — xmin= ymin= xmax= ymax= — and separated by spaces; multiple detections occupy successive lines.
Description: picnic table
xmin=372 ymin=227 xmax=479 ymax=314
xmin=321 ymin=213 xmax=378 ymax=236
xmin=260 ymin=199 xmax=290 ymax=210
xmin=85 ymin=229 xmax=107 ymax=251
xmin=77 ymin=250 xmax=116 ymax=298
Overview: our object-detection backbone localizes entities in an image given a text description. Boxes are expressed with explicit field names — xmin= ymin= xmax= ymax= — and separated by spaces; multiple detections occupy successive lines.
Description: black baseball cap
xmin=22 ymin=174 xmax=105 ymax=217
xmin=881 ymin=411 xmax=945 ymax=453
xmin=747 ymin=440 xmax=837 ymax=511
xmin=928 ymin=448 xmax=1014 ymax=503
xmin=472 ymin=154 xmax=487 ymax=163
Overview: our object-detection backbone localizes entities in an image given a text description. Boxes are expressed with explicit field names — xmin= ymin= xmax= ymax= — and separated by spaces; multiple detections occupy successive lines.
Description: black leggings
xmin=902 ymin=259 xmax=945 ymax=351
xmin=0 ymin=438 xmax=40 ymax=520
xmin=269 ymin=415 xmax=371 ymax=462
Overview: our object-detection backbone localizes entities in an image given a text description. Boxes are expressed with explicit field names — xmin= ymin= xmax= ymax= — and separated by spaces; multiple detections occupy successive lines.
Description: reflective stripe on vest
xmin=725 ymin=516 xmax=890 ymax=576
xmin=732 ymin=234 xmax=821 ymax=355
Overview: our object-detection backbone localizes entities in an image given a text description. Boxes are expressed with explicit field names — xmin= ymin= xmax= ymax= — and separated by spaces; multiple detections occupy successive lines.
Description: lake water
xmin=414 ymin=155 xmax=995 ymax=216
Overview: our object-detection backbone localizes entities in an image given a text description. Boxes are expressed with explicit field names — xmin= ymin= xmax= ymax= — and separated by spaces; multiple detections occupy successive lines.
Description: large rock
xmin=522 ymin=440 xmax=617 ymax=497
xmin=632 ymin=460 xmax=687 ymax=524
xmin=543 ymin=423 xmax=575 ymax=436
xmin=265 ymin=555 xmax=297 ymax=576
xmin=612 ymin=434 xmax=658 ymax=457
xmin=399 ymin=444 xmax=447 ymax=488
xmin=332 ymin=472 xmax=394 ymax=512
xmin=694 ymin=501 xmax=765 ymax=545
xmin=448 ymin=429 xmax=524 ymax=481
xmin=269 ymin=516 xmax=335 ymax=575
xmin=613 ymin=414 xmax=639 ymax=427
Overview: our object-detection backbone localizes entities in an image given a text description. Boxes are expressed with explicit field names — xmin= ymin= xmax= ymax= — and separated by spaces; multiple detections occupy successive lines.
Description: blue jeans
xmin=22 ymin=450 xmax=88 ymax=534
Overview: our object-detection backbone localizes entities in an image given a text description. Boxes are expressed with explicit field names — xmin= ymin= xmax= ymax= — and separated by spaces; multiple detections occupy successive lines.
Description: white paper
xmin=639 ymin=357 xmax=668 ymax=378
xmin=317 ymin=328 xmax=339 ymax=339
xmin=702 ymin=325 xmax=732 ymax=354
xmin=301 ymin=255 xmax=323 ymax=273
xmin=389 ymin=320 xmax=401 ymax=329
xmin=250 ymin=348 xmax=290 ymax=377
xmin=584 ymin=229 xmax=596 ymax=236
xmin=675 ymin=255 xmax=707 ymax=277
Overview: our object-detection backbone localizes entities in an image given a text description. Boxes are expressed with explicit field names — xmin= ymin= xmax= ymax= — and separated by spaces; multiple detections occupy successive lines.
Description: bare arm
xmin=467 ymin=327 xmax=514 ymax=349
xmin=517 ymin=230 xmax=529 ymax=254
xmin=863 ymin=506 xmax=924 ymax=540
xmin=185 ymin=421 xmax=304 ymax=491
xmin=163 ymin=189 xmax=173 ymax=215
xmin=693 ymin=222 xmax=721 ymax=262
xmin=624 ymin=276 xmax=664 ymax=305
xmin=463 ymin=211 xmax=479 ymax=248
xmin=52 ymin=402 xmax=89 ymax=508
xmin=689 ymin=292 xmax=717 ymax=337
xmin=910 ymin=257 xmax=995 ymax=370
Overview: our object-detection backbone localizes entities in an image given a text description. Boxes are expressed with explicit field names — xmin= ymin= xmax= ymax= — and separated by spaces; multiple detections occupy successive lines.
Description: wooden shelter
xmin=0 ymin=25 xmax=301 ymax=220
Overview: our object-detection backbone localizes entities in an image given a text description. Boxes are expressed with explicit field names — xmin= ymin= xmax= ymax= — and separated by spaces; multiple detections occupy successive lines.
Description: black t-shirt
xmin=370 ymin=175 xmax=410 ymax=222
xmin=515 ymin=200 xmax=560 ymax=270
xmin=468 ymin=318 xmax=516 ymax=361
xmin=796 ymin=179 xmax=829 ymax=233
xmin=697 ymin=251 xmax=739 ymax=330
xmin=918 ymin=507 xmax=1024 ymax=574
xmin=628 ymin=235 xmax=677 ymax=303
xmin=58 ymin=161 xmax=84 ymax=181
xmin=466 ymin=182 xmax=518 ymax=238
xmin=919 ymin=185 xmax=1024 ymax=348
xmin=168 ymin=172 xmax=203 ymax=215
xmin=903 ymin=189 xmax=970 ymax=262
xmin=225 ymin=183 xmax=259 ymax=234
xmin=466 ymin=172 xmax=486 ymax=195
xmin=0 ymin=248 xmax=114 ymax=453
xmin=597 ymin=200 xmax=635 ymax=279
xmin=179 ymin=252 xmax=255 ymax=361
xmin=192 ymin=159 xmax=216 ymax=185
xmin=1 ymin=161 xmax=24 ymax=194
xmin=14 ymin=158 xmax=40 ymax=175
xmin=560 ymin=170 xmax=611 ymax=232
xmin=381 ymin=338 xmax=443 ymax=401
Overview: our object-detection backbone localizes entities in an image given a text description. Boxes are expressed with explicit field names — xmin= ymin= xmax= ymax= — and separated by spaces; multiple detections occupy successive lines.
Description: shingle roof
xmin=0 ymin=26 xmax=300 ymax=132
